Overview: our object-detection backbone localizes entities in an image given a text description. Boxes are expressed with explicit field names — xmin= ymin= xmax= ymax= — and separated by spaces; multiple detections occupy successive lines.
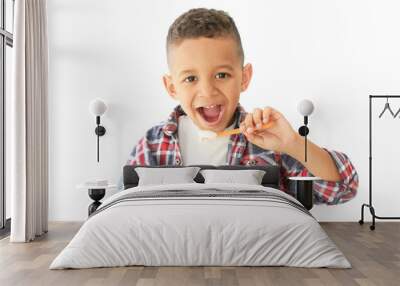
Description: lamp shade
xmin=297 ymin=99 xmax=314 ymax=116
xmin=89 ymin=98 xmax=107 ymax=116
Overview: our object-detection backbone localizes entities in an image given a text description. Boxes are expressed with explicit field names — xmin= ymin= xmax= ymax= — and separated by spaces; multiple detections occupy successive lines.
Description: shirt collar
xmin=162 ymin=104 xmax=247 ymax=137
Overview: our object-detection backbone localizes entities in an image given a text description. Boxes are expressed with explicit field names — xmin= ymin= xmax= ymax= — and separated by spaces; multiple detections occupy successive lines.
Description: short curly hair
xmin=166 ymin=8 xmax=244 ymax=66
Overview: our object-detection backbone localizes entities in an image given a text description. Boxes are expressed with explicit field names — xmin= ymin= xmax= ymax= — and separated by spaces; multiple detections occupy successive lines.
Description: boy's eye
xmin=184 ymin=76 xmax=197 ymax=83
xmin=215 ymin=72 xmax=230 ymax=79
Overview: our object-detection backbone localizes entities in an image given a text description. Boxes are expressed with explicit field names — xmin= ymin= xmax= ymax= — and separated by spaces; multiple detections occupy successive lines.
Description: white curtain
xmin=9 ymin=0 xmax=48 ymax=242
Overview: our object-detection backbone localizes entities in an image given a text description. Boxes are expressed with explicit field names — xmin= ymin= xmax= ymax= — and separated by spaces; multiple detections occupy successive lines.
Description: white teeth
xmin=203 ymin=105 xmax=218 ymax=109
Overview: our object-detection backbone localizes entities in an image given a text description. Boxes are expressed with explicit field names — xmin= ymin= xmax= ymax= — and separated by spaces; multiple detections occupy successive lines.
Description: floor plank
xmin=0 ymin=222 xmax=399 ymax=286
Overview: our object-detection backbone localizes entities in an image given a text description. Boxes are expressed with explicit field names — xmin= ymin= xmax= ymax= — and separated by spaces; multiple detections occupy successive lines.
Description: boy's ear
xmin=240 ymin=63 xmax=253 ymax=92
xmin=163 ymin=74 xmax=177 ymax=100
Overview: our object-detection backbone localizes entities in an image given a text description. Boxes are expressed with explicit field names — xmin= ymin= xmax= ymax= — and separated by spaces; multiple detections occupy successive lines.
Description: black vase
xmin=289 ymin=177 xmax=318 ymax=210
xmin=88 ymin=188 xmax=106 ymax=216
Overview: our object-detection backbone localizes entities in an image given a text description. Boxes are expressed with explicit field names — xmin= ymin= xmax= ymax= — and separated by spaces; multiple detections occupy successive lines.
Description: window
xmin=0 ymin=0 xmax=14 ymax=236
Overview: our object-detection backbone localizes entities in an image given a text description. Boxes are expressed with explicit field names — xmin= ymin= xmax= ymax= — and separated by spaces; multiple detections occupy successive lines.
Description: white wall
xmin=47 ymin=0 xmax=400 ymax=221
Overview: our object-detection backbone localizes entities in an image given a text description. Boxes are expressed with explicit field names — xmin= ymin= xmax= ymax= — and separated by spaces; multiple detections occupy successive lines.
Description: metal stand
xmin=359 ymin=95 xmax=400 ymax=230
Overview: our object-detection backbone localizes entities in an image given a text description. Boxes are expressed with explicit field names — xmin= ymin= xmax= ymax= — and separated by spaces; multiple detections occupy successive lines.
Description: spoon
xmin=198 ymin=121 xmax=275 ymax=141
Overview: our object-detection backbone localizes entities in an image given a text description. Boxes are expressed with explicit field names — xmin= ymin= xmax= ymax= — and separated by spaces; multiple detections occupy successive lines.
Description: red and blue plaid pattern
xmin=126 ymin=104 xmax=358 ymax=205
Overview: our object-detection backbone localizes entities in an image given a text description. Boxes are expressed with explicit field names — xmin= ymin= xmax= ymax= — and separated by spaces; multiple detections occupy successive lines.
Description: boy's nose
xmin=198 ymin=81 xmax=218 ymax=98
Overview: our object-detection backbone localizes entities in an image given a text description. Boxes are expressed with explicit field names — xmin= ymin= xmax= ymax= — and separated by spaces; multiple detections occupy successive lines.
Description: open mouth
xmin=196 ymin=104 xmax=224 ymax=126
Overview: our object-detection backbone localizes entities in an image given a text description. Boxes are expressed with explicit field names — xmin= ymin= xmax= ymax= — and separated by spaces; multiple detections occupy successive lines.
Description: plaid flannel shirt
xmin=124 ymin=104 xmax=358 ymax=205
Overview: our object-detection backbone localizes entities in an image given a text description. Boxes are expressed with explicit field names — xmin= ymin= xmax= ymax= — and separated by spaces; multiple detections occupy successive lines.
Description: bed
xmin=49 ymin=165 xmax=350 ymax=269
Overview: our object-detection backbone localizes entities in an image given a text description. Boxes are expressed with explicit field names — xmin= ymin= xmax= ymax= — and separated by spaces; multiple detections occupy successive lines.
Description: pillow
xmin=135 ymin=167 xmax=201 ymax=186
xmin=200 ymin=169 xmax=266 ymax=185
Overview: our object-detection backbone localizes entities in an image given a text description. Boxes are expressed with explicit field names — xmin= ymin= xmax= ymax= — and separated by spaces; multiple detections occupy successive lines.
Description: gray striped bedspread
xmin=50 ymin=183 xmax=350 ymax=269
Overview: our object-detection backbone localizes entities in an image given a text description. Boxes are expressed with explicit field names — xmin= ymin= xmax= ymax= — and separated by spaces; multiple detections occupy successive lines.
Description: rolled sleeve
xmin=313 ymin=149 xmax=359 ymax=205
xmin=280 ymin=149 xmax=359 ymax=205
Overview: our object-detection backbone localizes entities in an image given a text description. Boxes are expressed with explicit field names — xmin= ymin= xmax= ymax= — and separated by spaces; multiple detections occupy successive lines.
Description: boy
xmin=123 ymin=8 xmax=358 ymax=205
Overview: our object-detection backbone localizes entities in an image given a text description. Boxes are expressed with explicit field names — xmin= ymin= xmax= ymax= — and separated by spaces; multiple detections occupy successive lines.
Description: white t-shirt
xmin=178 ymin=115 xmax=235 ymax=165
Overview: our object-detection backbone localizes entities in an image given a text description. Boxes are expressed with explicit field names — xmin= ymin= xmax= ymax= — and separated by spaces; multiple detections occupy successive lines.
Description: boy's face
xmin=163 ymin=37 xmax=252 ymax=132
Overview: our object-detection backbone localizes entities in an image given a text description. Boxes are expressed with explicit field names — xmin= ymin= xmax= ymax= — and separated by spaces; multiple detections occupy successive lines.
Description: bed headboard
xmin=123 ymin=165 xmax=281 ymax=190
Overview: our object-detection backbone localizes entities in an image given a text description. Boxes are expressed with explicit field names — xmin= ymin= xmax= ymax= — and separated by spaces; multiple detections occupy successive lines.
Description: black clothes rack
xmin=359 ymin=95 xmax=400 ymax=230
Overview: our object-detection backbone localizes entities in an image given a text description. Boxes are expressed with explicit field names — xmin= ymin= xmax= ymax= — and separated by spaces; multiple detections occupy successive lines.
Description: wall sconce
xmin=297 ymin=99 xmax=314 ymax=162
xmin=89 ymin=98 xmax=107 ymax=162
xmin=288 ymin=99 xmax=318 ymax=210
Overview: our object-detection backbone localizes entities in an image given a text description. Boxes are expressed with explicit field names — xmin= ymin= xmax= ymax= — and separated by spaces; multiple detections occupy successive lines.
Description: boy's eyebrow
xmin=179 ymin=69 xmax=196 ymax=77
xmin=215 ymin=64 xmax=234 ymax=71
xmin=178 ymin=65 xmax=235 ymax=77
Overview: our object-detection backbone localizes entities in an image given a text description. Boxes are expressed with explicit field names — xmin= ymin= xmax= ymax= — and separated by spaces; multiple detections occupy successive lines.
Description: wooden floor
xmin=0 ymin=222 xmax=399 ymax=286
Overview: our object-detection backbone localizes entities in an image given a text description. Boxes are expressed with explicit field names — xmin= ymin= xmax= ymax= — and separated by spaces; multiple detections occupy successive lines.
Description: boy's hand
xmin=239 ymin=107 xmax=299 ymax=153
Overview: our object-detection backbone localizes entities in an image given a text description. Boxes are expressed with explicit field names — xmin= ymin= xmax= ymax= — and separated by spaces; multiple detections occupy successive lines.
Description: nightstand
xmin=77 ymin=183 xmax=116 ymax=216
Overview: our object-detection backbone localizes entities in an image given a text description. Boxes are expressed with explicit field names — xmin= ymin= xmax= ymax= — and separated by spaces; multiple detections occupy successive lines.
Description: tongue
xmin=202 ymin=105 xmax=221 ymax=120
